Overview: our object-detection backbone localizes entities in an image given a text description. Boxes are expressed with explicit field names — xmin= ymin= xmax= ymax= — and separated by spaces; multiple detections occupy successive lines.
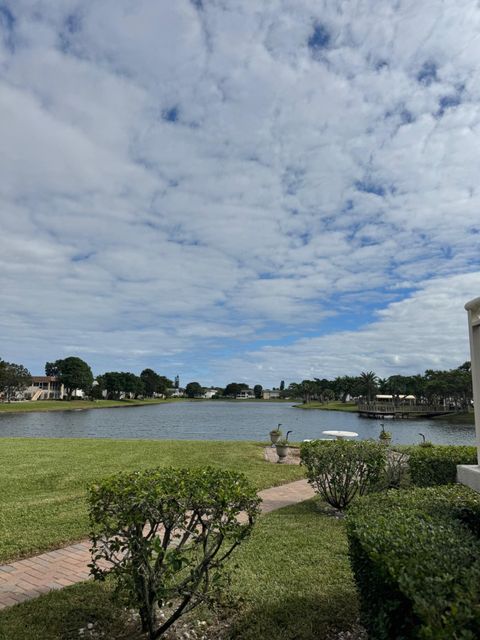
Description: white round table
xmin=322 ymin=430 xmax=359 ymax=440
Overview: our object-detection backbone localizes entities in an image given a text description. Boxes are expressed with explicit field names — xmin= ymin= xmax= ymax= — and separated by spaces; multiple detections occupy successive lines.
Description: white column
xmin=457 ymin=297 xmax=480 ymax=490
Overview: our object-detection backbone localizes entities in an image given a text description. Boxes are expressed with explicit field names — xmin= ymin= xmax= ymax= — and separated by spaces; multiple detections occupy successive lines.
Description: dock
xmin=357 ymin=403 xmax=459 ymax=419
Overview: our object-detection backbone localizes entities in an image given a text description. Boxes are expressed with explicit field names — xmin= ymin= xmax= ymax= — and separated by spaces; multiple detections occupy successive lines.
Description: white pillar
xmin=457 ymin=297 xmax=480 ymax=490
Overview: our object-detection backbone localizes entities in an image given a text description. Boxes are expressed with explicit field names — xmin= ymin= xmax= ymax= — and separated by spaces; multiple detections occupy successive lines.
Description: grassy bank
xmin=432 ymin=411 xmax=475 ymax=425
xmin=0 ymin=438 xmax=304 ymax=563
xmin=0 ymin=499 xmax=359 ymax=640
xmin=0 ymin=398 xmax=177 ymax=414
xmin=294 ymin=401 xmax=358 ymax=412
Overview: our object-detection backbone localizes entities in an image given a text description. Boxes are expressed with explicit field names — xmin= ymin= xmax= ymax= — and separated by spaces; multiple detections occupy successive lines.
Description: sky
xmin=1 ymin=0 xmax=479 ymax=387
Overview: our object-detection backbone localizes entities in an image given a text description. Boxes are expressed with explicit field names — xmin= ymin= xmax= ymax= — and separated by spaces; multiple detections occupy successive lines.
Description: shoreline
xmin=0 ymin=398 xmax=178 ymax=415
xmin=293 ymin=401 xmax=358 ymax=412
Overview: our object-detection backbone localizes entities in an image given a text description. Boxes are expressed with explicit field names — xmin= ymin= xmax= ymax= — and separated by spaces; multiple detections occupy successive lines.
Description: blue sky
xmin=0 ymin=0 xmax=479 ymax=386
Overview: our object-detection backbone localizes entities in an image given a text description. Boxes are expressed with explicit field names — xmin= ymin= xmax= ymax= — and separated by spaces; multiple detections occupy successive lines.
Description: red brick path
xmin=0 ymin=479 xmax=314 ymax=609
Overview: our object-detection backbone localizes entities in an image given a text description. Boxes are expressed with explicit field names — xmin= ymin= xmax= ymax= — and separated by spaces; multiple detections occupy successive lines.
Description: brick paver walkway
xmin=0 ymin=479 xmax=314 ymax=610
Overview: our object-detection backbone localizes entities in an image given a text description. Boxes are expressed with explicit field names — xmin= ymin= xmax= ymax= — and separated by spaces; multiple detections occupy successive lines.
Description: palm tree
xmin=360 ymin=371 xmax=379 ymax=402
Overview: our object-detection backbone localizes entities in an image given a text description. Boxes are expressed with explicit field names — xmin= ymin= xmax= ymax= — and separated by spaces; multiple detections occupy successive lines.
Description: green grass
xmin=0 ymin=499 xmax=359 ymax=640
xmin=294 ymin=401 xmax=358 ymax=412
xmin=0 ymin=438 xmax=304 ymax=563
xmin=432 ymin=411 xmax=475 ymax=425
xmin=0 ymin=398 xmax=175 ymax=414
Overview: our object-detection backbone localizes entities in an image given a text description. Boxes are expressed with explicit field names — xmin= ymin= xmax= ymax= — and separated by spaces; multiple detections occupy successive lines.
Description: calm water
xmin=0 ymin=401 xmax=475 ymax=445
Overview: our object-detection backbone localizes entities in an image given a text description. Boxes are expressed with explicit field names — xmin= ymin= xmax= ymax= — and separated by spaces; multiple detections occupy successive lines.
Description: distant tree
xmin=103 ymin=372 xmax=124 ymax=400
xmin=91 ymin=376 xmax=105 ymax=400
xmin=185 ymin=381 xmax=203 ymax=398
xmin=45 ymin=357 xmax=93 ymax=399
xmin=280 ymin=380 xmax=285 ymax=391
xmin=0 ymin=360 xmax=31 ymax=402
xmin=140 ymin=369 xmax=161 ymax=397
xmin=253 ymin=384 xmax=263 ymax=399
xmin=123 ymin=373 xmax=145 ymax=398
xmin=359 ymin=371 xmax=378 ymax=402
xmin=224 ymin=382 xmax=248 ymax=398
xmin=45 ymin=361 xmax=60 ymax=376
xmin=174 ymin=375 xmax=180 ymax=389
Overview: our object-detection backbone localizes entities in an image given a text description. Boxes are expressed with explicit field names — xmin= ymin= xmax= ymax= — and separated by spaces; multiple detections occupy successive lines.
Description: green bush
xmin=88 ymin=466 xmax=260 ymax=639
xmin=300 ymin=440 xmax=386 ymax=509
xmin=347 ymin=485 xmax=480 ymax=639
xmin=407 ymin=444 xmax=477 ymax=486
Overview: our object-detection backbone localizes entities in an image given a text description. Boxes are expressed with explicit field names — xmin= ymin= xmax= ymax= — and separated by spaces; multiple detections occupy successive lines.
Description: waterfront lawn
xmin=0 ymin=398 xmax=173 ymax=413
xmin=0 ymin=499 xmax=359 ymax=640
xmin=0 ymin=438 xmax=304 ymax=563
xmin=294 ymin=401 xmax=358 ymax=412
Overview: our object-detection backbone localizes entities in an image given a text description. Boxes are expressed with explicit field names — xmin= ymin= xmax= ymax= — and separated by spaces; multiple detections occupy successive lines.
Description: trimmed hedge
xmin=407 ymin=445 xmax=477 ymax=486
xmin=347 ymin=485 xmax=480 ymax=639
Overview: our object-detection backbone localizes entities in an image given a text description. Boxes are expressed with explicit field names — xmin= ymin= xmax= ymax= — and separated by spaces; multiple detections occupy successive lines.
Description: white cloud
xmin=0 ymin=0 xmax=479 ymax=384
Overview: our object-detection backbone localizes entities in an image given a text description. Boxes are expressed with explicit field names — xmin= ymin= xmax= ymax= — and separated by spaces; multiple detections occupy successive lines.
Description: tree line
xmin=286 ymin=363 xmax=473 ymax=408
xmin=0 ymin=355 xmax=474 ymax=408
xmin=0 ymin=356 xmax=174 ymax=402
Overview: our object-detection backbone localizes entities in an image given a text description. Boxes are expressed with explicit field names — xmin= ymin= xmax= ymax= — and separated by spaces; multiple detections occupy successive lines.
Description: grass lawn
xmin=294 ymin=401 xmax=358 ymax=412
xmin=0 ymin=499 xmax=359 ymax=640
xmin=0 ymin=398 xmax=175 ymax=414
xmin=0 ymin=438 xmax=304 ymax=563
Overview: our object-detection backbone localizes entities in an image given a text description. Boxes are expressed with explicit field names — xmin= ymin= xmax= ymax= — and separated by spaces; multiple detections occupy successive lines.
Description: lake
xmin=0 ymin=401 xmax=476 ymax=445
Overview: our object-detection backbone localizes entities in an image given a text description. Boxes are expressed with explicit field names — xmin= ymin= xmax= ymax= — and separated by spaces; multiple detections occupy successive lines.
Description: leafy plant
xmin=375 ymin=451 xmax=410 ymax=491
xmin=275 ymin=439 xmax=290 ymax=447
xmin=347 ymin=485 xmax=480 ymax=639
xmin=88 ymin=466 xmax=260 ymax=639
xmin=270 ymin=424 xmax=282 ymax=436
xmin=300 ymin=440 xmax=386 ymax=509
xmin=379 ymin=425 xmax=391 ymax=440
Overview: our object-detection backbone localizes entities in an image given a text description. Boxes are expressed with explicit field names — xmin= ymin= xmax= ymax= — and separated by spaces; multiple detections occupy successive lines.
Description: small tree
xmin=88 ymin=467 xmax=260 ymax=639
xmin=301 ymin=440 xmax=386 ymax=509
xmin=185 ymin=381 xmax=203 ymax=398
xmin=0 ymin=360 xmax=31 ymax=402
xmin=47 ymin=357 xmax=93 ymax=399
xmin=253 ymin=384 xmax=263 ymax=399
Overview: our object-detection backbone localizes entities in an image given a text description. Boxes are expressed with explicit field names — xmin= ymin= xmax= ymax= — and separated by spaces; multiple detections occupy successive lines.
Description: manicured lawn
xmin=0 ymin=438 xmax=304 ymax=563
xmin=0 ymin=499 xmax=359 ymax=640
xmin=0 ymin=398 xmax=174 ymax=414
xmin=294 ymin=401 xmax=358 ymax=412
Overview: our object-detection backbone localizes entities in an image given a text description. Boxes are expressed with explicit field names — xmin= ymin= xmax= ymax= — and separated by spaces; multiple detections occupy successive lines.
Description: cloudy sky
xmin=1 ymin=0 xmax=479 ymax=386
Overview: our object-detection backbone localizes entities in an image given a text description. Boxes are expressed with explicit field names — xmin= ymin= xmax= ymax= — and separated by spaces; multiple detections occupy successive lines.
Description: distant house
xmin=24 ymin=376 xmax=86 ymax=401
xmin=236 ymin=388 xmax=255 ymax=399
xmin=203 ymin=388 xmax=217 ymax=399
xmin=25 ymin=376 xmax=65 ymax=400
xmin=168 ymin=387 xmax=185 ymax=397
xmin=263 ymin=389 xmax=281 ymax=400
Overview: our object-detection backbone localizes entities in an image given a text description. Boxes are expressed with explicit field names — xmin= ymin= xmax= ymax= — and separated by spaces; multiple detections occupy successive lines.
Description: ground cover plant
xmin=0 ymin=499 xmax=359 ymax=640
xmin=89 ymin=467 xmax=260 ymax=639
xmin=0 ymin=438 xmax=304 ymax=562
xmin=347 ymin=485 xmax=480 ymax=639
xmin=301 ymin=440 xmax=386 ymax=509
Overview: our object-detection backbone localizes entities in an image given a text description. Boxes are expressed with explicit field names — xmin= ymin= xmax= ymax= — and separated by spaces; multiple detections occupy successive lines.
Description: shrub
xmin=300 ymin=440 xmax=386 ymax=509
xmin=408 ymin=444 xmax=477 ymax=486
xmin=88 ymin=466 xmax=260 ymax=639
xmin=347 ymin=485 xmax=480 ymax=639
xmin=375 ymin=450 xmax=410 ymax=491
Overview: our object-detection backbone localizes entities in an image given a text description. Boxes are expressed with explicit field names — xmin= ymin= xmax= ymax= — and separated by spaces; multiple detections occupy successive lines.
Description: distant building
xmin=168 ymin=387 xmax=185 ymax=397
xmin=236 ymin=388 xmax=255 ymax=399
xmin=25 ymin=376 xmax=64 ymax=400
xmin=203 ymin=388 xmax=218 ymax=399
xmin=263 ymin=389 xmax=281 ymax=400
xmin=24 ymin=376 xmax=86 ymax=401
